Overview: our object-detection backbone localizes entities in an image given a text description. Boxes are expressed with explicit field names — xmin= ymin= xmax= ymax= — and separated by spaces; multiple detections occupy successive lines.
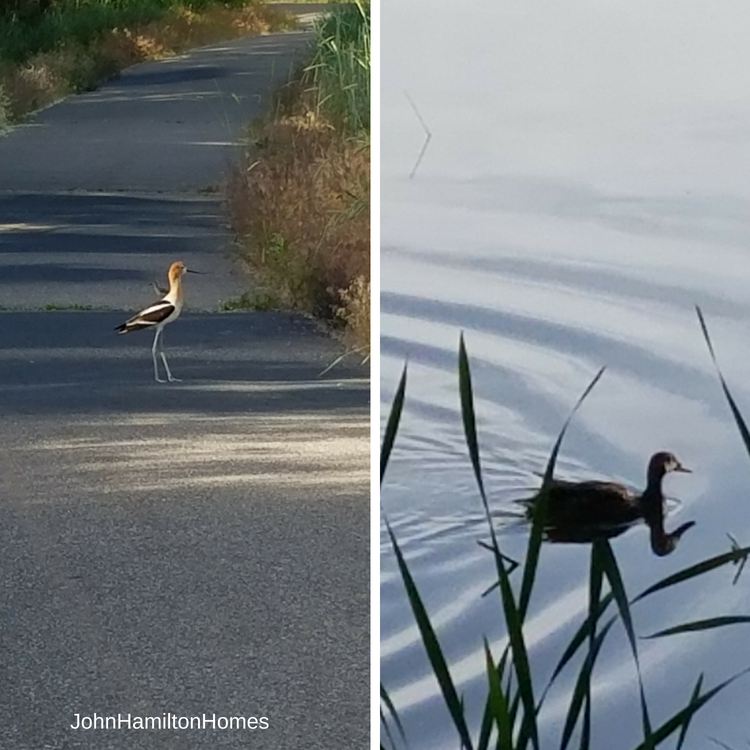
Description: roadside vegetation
xmin=381 ymin=311 xmax=750 ymax=749
xmin=0 ymin=0 xmax=294 ymax=122
xmin=227 ymin=0 xmax=370 ymax=355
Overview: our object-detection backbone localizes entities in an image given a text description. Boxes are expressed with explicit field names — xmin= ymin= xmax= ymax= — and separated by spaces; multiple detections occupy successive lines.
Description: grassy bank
xmin=0 ymin=0 xmax=294 ymax=122
xmin=227 ymin=0 xmax=370 ymax=353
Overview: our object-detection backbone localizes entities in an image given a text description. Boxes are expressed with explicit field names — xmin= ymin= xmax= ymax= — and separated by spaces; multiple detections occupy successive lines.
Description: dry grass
xmin=336 ymin=275 xmax=369 ymax=350
xmin=0 ymin=2 xmax=294 ymax=121
xmin=227 ymin=104 xmax=370 ymax=348
xmin=226 ymin=2 xmax=370 ymax=352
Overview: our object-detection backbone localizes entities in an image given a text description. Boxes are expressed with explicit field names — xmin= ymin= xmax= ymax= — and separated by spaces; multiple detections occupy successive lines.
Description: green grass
xmin=0 ymin=0 xmax=294 ymax=120
xmin=1 ymin=0 xmax=164 ymax=64
xmin=302 ymin=0 xmax=370 ymax=133
xmin=381 ymin=319 xmax=750 ymax=749
xmin=0 ymin=0 xmax=254 ymax=64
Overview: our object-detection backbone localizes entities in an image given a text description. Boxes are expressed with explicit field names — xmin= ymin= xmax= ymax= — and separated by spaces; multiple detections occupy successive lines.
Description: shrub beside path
xmin=0 ymin=10 xmax=368 ymax=750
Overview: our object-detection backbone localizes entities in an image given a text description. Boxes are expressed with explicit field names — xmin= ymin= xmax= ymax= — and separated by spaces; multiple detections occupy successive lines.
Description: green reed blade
xmin=631 ymin=667 xmax=750 ymax=749
xmin=563 ymin=543 xmax=608 ymax=750
xmin=580 ymin=694 xmax=591 ymax=750
xmin=509 ymin=688 xmax=523 ymax=741
xmin=540 ymin=366 xmax=606 ymax=490
xmin=496 ymin=565 xmax=539 ymax=750
xmin=632 ymin=544 xmax=750 ymax=603
xmin=386 ymin=519 xmax=474 ymax=750
xmin=477 ymin=540 xmax=519 ymax=577
xmin=697 ymin=306 xmax=750 ymax=458
xmin=675 ymin=674 xmax=703 ymax=750
xmin=458 ymin=333 xmax=488 ymax=504
xmin=483 ymin=639 xmax=513 ymax=750
xmin=644 ymin=615 xmax=750 ymax=639
xmin=476 ymin=697 xmax=493 ymax=750
xmin=380 ymin=683 xmax=407 ymax=748
xmin=518 ymin=484 xmax=547 ymax=624
xmin=457 ymin=334 xmax=538 ymax=750
xmin=597 ymin=539 xmax=654 ymax=748
xmin=381 ymin=364 xmax=407 ymax=484
xmin=380 ymin=708 xmax=398 ymax=750
xmin=560 ymin=620 xmax=615 ymax=750
xmin=727 ymin=534 xmax=748 ymax=585
xmin=519 ymin=367 xmax=605 ymax=625
xmin=580 ymin=541 xmax=605 ymax=750
xmin=539 ymin=598 xmax=615 ymax=707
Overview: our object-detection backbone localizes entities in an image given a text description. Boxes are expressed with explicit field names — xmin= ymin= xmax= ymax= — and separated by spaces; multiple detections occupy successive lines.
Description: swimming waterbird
xmin=523 ymin=451 xmax=695 ymax=556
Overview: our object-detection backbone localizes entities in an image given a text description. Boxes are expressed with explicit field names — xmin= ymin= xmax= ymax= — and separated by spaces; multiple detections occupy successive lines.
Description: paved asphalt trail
xmin=0 ymin=8 xmax=369 ymax=750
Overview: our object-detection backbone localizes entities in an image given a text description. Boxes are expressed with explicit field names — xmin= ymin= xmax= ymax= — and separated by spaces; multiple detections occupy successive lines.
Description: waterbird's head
xmin=168 ymin=261 xmax=202 ymax=281
xmin=647 ymin=451 xmax=691 ymax=484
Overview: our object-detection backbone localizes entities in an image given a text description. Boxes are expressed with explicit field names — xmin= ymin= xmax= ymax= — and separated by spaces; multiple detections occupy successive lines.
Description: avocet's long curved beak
xmin=185 ymin=269 xmax=204 ymax=275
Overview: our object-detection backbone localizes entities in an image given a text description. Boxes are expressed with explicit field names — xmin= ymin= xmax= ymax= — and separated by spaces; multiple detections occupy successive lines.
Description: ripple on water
xmin=380 ymin=208 xmax=748 ymax=747
xmin=381 ymin=0 xmax=750 ymax=742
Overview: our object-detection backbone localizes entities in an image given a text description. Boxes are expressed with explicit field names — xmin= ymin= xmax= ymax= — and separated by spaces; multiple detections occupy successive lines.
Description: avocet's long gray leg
xmin=158 ymin=329 xmax=180 ymax=383
xmin=152 ymin=328 xmax=166 ymax=383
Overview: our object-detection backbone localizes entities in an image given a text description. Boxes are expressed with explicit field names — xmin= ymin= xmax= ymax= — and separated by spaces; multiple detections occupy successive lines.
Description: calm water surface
xmin=381 ymin=1 xmax=750 ymax=747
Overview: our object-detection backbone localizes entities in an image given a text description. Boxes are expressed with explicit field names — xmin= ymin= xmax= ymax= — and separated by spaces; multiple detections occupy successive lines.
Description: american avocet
xmin=116 ymin=260 xmax=200 ymax=383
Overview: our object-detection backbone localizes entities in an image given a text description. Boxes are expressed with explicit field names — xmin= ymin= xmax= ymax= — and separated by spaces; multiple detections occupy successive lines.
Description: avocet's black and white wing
xmin=115 ymin=299 xmax=175 ymax=333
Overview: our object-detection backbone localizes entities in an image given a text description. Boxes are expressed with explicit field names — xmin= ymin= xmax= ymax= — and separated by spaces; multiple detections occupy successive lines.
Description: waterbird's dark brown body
xmin=538 ymin=478 xmax=643 ymax=527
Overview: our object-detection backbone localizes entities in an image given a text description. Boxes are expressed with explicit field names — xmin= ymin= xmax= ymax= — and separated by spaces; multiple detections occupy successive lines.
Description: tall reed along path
xmin=0 ymin=8 xmax=368 ymax=749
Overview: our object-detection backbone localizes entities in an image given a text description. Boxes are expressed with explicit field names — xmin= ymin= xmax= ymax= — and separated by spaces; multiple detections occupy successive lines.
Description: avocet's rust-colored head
xmin=167 ymin=261 xmax=201 ymax=282
xmin=168 ymin=261 xmax=187 ymax=282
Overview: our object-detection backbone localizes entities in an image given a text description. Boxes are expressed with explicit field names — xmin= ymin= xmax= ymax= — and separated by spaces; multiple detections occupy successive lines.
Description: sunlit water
xmin=381 ymin=1 xmax=750 ymax=747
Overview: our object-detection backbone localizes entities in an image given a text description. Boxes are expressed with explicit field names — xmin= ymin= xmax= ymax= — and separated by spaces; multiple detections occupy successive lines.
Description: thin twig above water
xmin=405 ymin=90 xmax=432 ymax=179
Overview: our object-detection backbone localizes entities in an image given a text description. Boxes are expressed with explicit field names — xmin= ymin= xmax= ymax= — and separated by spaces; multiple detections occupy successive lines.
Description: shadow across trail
xmin=0 ymin=311 xmax=368 ymax=417
xmin=0 ymin=192 xmax=233 ymax=309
